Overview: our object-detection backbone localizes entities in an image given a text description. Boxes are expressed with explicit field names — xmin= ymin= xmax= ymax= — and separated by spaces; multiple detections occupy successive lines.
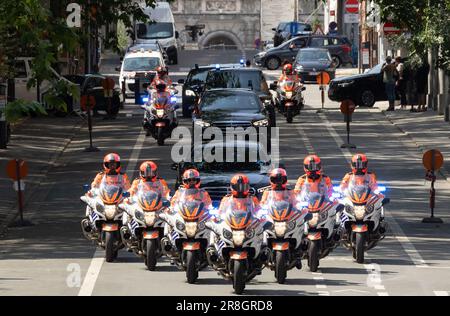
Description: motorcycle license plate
xmin=143 ymin=230 xmax=159 ymax=239
xmin=182 ymin=242 xmax=201 ymax=250
xmin=285 ymin=102 xmax=294 ymax=107
xmin=102 ymin=223 xmax=119 ymax=232
xmin=351 ymin=224 xmax=368 ymax=232
xmin=155 ymin=122 xmax=166 ymax=127
xmin=272 ymin=242 xmax=289 ymax=250
xmin=230 ymin=251 xmax=248 ymax=260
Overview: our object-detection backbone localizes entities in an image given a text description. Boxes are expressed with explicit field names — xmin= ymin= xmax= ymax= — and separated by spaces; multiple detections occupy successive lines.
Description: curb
xmin=0 ymin=118 xmax=86 ymax=237
xmin=380 ymin=110 xmax=450 ymax=183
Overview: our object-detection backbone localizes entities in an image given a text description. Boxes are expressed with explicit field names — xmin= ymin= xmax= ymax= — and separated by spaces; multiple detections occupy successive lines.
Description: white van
xmin=134 ymin=1 xmax=179 ymax=64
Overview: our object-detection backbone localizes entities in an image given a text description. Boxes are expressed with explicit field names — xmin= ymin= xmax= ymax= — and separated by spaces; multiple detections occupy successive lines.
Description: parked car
xmin=171 ymin=140 xmax=272 ymax=206
xmin=62 ymin=74 xmax=123 ymax=115
xmin=272 ymin=22 xmax=312 ymax=47
xmin=294 ymin=48 xmax=336 ymax=82
xmin=328 ymin=63 xmax=399 ymax=107
xmin=178 ymin=63 xmax=241 ymax=118
xmin=254 ymin=34 xmax=352 ymax=70
xmin=126 ymin=43 xmax=169 ymax=64
xmin=203 ymin=67 xmax=276 ymax=126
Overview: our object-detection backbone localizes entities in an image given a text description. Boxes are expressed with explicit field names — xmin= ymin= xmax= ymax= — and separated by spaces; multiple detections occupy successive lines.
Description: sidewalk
xmin=382 ymin=109 xmax=450 ymax=181
xmin=0 ymin=116 xmax=84 ymax=235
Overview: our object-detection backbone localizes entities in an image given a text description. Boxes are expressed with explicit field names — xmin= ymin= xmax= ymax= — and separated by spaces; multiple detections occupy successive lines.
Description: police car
xmin=118 ymin=47 xmax=166 ymax=97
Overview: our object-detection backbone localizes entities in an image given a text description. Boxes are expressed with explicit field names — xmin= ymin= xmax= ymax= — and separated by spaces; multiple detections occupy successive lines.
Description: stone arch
xmin=199 ymin=30 xmax=243 ymax=50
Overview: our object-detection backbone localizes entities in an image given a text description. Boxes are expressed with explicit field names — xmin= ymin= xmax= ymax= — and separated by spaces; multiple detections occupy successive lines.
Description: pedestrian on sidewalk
xmin=382 ymin=56 xmax=398 ymax=111
xmin=414 ymin=59 xmax=430 ymax=112
xmin=395 ymin=56 xmax=407 ymax=109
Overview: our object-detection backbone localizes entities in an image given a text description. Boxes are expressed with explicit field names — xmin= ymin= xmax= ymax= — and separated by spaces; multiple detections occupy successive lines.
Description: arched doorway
xmin=199 ymin=31 xmax=242 ymax=50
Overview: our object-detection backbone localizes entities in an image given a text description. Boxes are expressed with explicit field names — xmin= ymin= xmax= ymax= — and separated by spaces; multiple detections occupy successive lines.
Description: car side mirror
xmin=382 ymin=198 xmax=390 ymax=206
xmin=175 ymin=31 xmax=179 ymax=39
xmin=272 ymin=28 xmax=276 ymax=32
xmin=269 ymin=83 xmax=277 ymax=90
xmin=178 ymin=79 xmax=185 ymax=84
xmin=171 ymin=163 xmax=178 ymax=171
xmin=115 ymin=66 xmax=121 ymax=72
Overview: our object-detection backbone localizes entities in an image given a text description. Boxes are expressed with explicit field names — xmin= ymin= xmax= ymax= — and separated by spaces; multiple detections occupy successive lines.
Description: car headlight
xmin=195 ymin=120 xmax=211 ymax=127
xmin=135 ymin=210 xmax=145 ymax=222
xmin=232 ymin=230 xmax=245 ymax=247
xmin=105 ymin=205 xmax=117 ymax=220
xmin=285 ymin=91 xmax=293 ymax=99
xmin=144 ymin=212 xmax=156 ymax=226
xmin=176 ymin=220 xmax=185 ymax=231
xmin=223 ymin=229 xmax=233 ymax=240
xmin=185 ymin=222 xmax=198 ymax=238
xmin=354 ymin=206 xmax=366 ymax=220
xmin=295 ymin=65 xmax=303 ymax=72
xmin=274 ymin=221 xmax=288 ymax=237
xmin=253 ymin=119 xmax=269 ymax=127
xmin=366 ymin=204 xmax=375 ymax=214
xmin=185 ymin=89 xmax=196 ymax=96
xmin=245 ymin=228 xmax=255 ymax=239
xmin=156 ymin=109 xmax=165 ymax=118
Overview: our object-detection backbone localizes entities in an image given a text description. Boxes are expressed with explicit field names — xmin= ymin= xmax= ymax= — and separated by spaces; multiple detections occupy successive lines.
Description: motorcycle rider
xmin=294 ymin=155 xmax=333 ymax=201
xmin=83 ymin=153 xmax=131 ymax=224
xmin=151 ymin=66 xmax=172 ymax=89
xmin=170 ymin=169 xmax=212 ymax=211
xmin=218 ymin=174 xmax=260 ymax=216
xmin=340 ymin=154 xmax=378 ymax=193
xmin=278 ymin=63 xmax=300 ymax=83
xmin=260 ymin=168 xmax=297 ymax=207
xmin=145 ymin=79 xmax=177 ymax=129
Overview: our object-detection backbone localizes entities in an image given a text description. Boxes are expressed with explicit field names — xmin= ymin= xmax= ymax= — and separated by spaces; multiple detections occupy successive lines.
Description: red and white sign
xmin=383 ymin=22 xmax=401 ymax=35
xmin=345 ymin=0 xmax=359 ymax=14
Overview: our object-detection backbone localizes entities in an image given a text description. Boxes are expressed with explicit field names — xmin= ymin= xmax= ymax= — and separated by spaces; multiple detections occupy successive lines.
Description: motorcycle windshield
xmin=136 ymin=187 xmax=162 ymax=211
xmin=176 ymin=189 xmax=208 ymax=221
xmin=306 ymin=192 xmax=327 ymax=213
xmin=297 ymin=182 xmax=329 ymax=204
xmin=224 ymin=198 xmax=255 ymax=230
xmin=280 ymin=80 xmax=295 ymax=92
xmin=347 ymin=183 xmax=372 ymax=204
xmin=99 ymin=179 xmax=123 ymax=205
xmin=269 ymin=200 xmax=294 ymax=221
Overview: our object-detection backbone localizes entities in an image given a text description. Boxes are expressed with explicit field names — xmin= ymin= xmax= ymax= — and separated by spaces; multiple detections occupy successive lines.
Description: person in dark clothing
xmin=395 ymin=57 xmax=407 ymax=109
xmin=414 ymin=60 xmax=430 ymax=112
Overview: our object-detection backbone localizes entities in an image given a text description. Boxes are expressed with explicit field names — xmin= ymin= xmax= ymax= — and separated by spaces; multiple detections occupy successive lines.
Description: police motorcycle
xmin=205 ymin=201 xmax=271 ymax=295
xmin=259 ymin=195 xmax=311 ymax=284
xmin=80 ymin=181 xmax=129 ymax=263
xmin=118 ymin=185 xmax=170 ymax=270
xmin=270 ymin=79 xmax=305 ymax=123
xmin=159 ymin=190 xmax=212 ymax=284
xmin=141 ymin=88 xmax=179 ymax=146
xmin=336 ymin=181 xmax=389 ymax=264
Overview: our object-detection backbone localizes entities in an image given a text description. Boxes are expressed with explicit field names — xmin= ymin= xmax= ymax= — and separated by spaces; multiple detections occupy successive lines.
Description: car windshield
xmin=123 ymin=57 xmax=161 ymax=71
xmin=200 ymin=91 xmax=260 ymax=112
xmin=187 ymin=69 xmax=212 ymax=85
xmin=137 ymin=22 xmax=173 ymax=40
xmin=368 ymin=64 xmax=383 ymax=74
xmin=206 ymin=71 xmax=263 ymax=92
xmin=298 ymin=50 xmax=330 ymax=62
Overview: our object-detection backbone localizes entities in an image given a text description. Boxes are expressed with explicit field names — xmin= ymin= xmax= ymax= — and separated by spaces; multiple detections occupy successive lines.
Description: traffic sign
xmin=345 ymin=0 xmax=359 ymax=14
xmin=340 ymin=99 xmax=356 ymax=115
xmin=316 ymin=72 xmax=330 ymax=85
xmin=383 ymin=22 xmax=401 ymax=35
xmin=422 ymin=150 xmax=444 ymax=171
xmin=6 ymin=159 xmax=28 ymax=180
xmin=80 ymin=95 xmax=96 ymax=111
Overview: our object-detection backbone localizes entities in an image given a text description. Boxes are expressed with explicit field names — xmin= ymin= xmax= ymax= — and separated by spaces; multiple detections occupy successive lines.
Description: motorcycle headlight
xmin=105 ymin=205 xmax=117 ymax=220
xmin=185 ymin=222 xmax=198 ymax=238
xmin=285 ymin=91 xmax=293 ymax=99
xmin=135 ymin=210 xmax=145 ymax=222
xmin=253 ymin=119 xmax=269 ymax=127
xmin=185 ymin=89 xmax=196 ymax=96
xmin=195 ymin=120 xmax=211 ymax=127
xmin=345 ymin=205 xmax=354 ymax=215
xmin=144 ymin=212 xmax=156 ymax=226
xmin=223 ymin=229 xmax=233 ymax=240
xmin=232 ymin=230 xmax=245 ymax=247
xmin=198 ymin=221 xmax=206 ymax=231
xmin=274 ymin=221 xmax=288 ymax=237
xmin=354 ymin=206 xmax=366 ymax=220
xmin=156 ymin=109 xmax=165 ymax=118
xmin=287 ymin=220 xmax=296 ymax=231
xmin=366 ymin=204 xmax=375 ymax=214
xmin=176 ymin=220 xmax=185 ymax=232
xmin=245 ymin=228 xmax=255 ymax=239
xmin=308 ymin=213 xmax=319 ymax=228
xmin=319 ymin=210 xmax=328 ymax=222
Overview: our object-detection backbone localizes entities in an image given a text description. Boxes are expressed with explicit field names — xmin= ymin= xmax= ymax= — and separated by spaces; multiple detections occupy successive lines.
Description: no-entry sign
xmin=383 ymin=22 xmax=401 ymax=35
xmin=345 ymin=0 xmax=359 ymax=14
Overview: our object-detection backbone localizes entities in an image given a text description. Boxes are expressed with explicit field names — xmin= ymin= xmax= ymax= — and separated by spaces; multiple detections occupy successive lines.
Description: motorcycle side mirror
xmin=262 ymin=221 xmax=274 ymax=231
xmin=171 ymin=163 xmax=179 ymax=171
xmin=304 ymin=213 xmax=313 ymax=221
xmin=122 ymin=192 xmax=130 ymax=198
xmin=382 ymin=198 xmax=390 ymax=205
xmin=269 ymin=83 xmax=277 ymax=90
xmin=178 ymin=79 xmax=185 ymax=84
xmin=162 ymin=200 xmax=170 ymax=207
xmin=115 ymin=66 xmax=121 ymax=72
xmin=336 ymin=204 xmax=345 ymax=212
xmin=83 ymin=184 xmax=90 ymax=193
xmin=173 ymin=90 xmax=179 ymax=95
xmin=301 ymin=86 xmax=306 ymax=91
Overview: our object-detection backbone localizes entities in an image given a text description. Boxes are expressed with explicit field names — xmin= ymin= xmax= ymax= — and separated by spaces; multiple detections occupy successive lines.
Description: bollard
xmin=135 ymin=77 xmax=141 ymax=105
xmin=445 ymin=105 xmax=449 ymax=122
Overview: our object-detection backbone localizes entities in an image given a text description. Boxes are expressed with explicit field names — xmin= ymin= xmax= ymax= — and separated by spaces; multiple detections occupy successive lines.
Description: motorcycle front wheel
xmin=105 ymin=231 xmax=116 ymax=263
xmin=186 ymin=250 xmax=199 ymax=284
xmin=355 ymin=233 xmax=365 ymax=264
xmin=286 ymin=107 xmax=293 ymax=123
xmin=146 ymin=239 xmax=158 ymax=270
xmin=233 ymin=260 xmax=246 ymax=295
xmin=308 ymin=240 xmax=320 ymax=272
xmin=157 ymin=127 xmax=165 ymax=146
xmin=275 ymin=250 xmax=288 ymax=284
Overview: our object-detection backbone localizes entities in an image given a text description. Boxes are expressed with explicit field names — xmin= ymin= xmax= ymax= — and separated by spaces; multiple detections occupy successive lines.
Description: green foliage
xmin=2 ymin=99 xmax=47 ymax=123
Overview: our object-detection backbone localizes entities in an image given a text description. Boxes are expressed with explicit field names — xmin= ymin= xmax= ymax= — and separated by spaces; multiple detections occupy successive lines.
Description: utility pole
xmin=294 ymin=0 xmax=298 ymax=22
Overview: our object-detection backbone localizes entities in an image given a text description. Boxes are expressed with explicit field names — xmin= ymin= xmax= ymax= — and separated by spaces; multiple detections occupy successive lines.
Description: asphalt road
xmin=1 ymin=50 xmax=450 ymax=296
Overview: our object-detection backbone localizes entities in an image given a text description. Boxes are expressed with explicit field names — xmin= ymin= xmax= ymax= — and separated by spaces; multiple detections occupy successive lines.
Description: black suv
xmin=254 ymin=35 xmax=352 ymax=70
xmin=203 ymin=67 xmax=276 ymax=126
xmin=171 ymin=140 xmax=272 ymax=206
xmin=273 ymin=22 xmax=312 ymax=47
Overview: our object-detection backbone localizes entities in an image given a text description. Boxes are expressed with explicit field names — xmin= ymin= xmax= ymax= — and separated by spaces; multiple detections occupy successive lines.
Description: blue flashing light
xmin=215 ymin=64 xmax=220 ymax=70
xmin=240 ymin=58 xmax=245 ymax=65
xmin=142 ymin=96 xmax=149 ymax=103
xmin=377 ymin=185 xmax=387 ymax=193
xmin=170 ymin=96 xmax=177 ymax=103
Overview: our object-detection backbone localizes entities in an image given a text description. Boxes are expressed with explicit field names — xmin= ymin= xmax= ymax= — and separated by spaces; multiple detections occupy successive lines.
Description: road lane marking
xmin=78 ymin=129 xmax=147 ymax=296
xmin=295 ymin=125 xmax=315 ymax=154
xmin=434 ymin=291 xmax=449 ymax=296
xmin=318 ymin=112 xmax=428 ymax=268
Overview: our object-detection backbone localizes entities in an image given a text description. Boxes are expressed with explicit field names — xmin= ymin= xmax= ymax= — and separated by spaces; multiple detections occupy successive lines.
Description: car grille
xmin=211 ymin=121 xmax=253 ymax=134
